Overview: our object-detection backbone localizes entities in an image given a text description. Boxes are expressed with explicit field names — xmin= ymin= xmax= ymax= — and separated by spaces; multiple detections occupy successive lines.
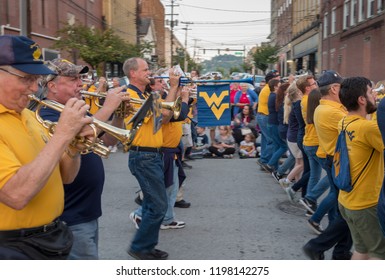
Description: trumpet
xmin=152 ymin=76 xmax=255 ymax=86
xmin=29 ymin=95 xmax=136 ymax=157
xmin=81 ymin=90 xmax=107 ymax=108
xmin=129 ymin=96 xmax=183 ymax=120
xmin=374 ymin=83 xmax=384 ymax=93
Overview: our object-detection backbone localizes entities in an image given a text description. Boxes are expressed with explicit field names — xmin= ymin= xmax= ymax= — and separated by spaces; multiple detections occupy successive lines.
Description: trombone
xmin=29 ymin=95 xmax=136 ymax=157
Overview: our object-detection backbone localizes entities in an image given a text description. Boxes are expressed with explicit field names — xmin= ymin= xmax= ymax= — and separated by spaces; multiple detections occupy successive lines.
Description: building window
xmin=331 ymin=8 xmax=337 ymax=34
xmin=351 ymin=0 xmax=357 ymax=25
xmin=368 ymin=0 xmax=375 ymax=17
xmin=324 ymin=13 xmax=329 ymax=38
xmin=67 ymin=13 xmax=75 ymax=25
xmin=359 ymin=0 xmax=365 ymax=21
xmin=344 ymin=1 xmax=351 ymax=29
xmin=378 ymin=0 xmax=384 ymax=11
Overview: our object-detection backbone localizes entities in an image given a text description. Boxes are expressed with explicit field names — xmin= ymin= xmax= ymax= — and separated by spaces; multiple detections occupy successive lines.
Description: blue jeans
xmin=135 ymin=161 xmax=179 ymax=225
xmin=128 ymin=151 xmax=167 ymax=252
xmin=304 ymin=146 xmax=329 ymax=202
xmin=277 ymin=148 xmax=295 ymax=175
xmin=257 ymin=113 xmax=273 ymax=164
xmin=163 ymin=161 xmax=179 ymax=224
xmin=267 ymin=124 xmax=288 ymax=169
xmin=68 ymin=219 xmax=99 ymax=260
xmin=310 ymin=156 xmax=338 ymax=224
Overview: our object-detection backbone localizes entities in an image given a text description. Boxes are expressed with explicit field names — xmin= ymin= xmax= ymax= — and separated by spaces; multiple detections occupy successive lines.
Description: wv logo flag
xmin=197 ymin=84 xmax=231 ymax=126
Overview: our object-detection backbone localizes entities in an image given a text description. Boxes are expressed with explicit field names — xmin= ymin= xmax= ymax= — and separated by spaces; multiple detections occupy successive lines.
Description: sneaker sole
xmin=160 ymin=224 xmax=185 ymax=230
xmin=299 ymin=199 xmax=316 ymax=214
xmin=307 ymin=221 xmax=323 ymax=235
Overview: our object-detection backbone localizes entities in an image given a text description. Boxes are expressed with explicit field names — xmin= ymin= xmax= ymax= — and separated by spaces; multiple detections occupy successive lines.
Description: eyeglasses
xmin=0 ymin=68 xmax=42 ymax=85
xmin=308 ymin=81 xmax=318 ymax=87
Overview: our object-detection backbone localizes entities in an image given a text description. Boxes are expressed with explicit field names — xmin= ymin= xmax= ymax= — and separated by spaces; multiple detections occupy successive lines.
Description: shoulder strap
xmin=342 ymin=117 xmax=375 ymax=187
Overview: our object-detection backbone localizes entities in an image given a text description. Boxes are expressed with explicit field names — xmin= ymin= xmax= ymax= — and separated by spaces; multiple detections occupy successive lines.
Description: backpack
xmin=332 ymin=117 xmax=374 ymax=192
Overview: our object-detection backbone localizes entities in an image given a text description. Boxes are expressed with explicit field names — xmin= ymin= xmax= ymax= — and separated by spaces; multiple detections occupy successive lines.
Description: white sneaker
xmin=279 ymin=178 xmax=292 ymax=189
xmin=284 ymin=187 xmax=297 ymax=203
xmin=129 ymin=212 xmax=141 ymax=229
xmin=109 ymin=145 xmax=118 ymax=153
xmin=160 ymin=221 xmax=186 ymax=230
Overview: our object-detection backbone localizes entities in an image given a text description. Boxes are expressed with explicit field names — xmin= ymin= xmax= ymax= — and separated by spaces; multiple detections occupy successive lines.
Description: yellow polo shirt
xmin=0 ymin=106 xmax=64 ymax=230
xmin=313 ymin=99 xmax=347 ymax=156
xmin=162 ymin=121 xmax=183 ymax=148
xmin=338 ymin=115 xmax=384 ymax=210
xmin=301 ymin=95 xmax=319 ymax=147
xmin=125 ymin=88 xmax=163 ymax=148
xmin=84 ymin=84 xmax=100 ymax=115
xmin=257 ymin=84 xmax=270 ymax=115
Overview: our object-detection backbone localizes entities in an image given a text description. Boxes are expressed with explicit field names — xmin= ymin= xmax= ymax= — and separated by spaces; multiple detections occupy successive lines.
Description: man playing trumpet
xmin=37 ymin=58 xmax=129 ymax=259
xmin=0 ymin=35 xmax=93 ymax=259
xmin=123 ymin=57 xmax=181 ymax=260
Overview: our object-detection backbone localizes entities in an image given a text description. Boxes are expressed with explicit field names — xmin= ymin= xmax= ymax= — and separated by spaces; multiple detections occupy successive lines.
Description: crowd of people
xmin=2 ymin=34 xmax=385 ymax=260
xmin=255 ymin=69 xmax=385 ymax=260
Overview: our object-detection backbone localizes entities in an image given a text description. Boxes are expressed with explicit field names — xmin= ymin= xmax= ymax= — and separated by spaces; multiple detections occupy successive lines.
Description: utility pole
xmin=182 ymin=22 xmax=192 ymax=73
xmin=19 ymin=0 xmax=31 ymax=37
xmin=166 ymin=0 xmax=179 ymax=66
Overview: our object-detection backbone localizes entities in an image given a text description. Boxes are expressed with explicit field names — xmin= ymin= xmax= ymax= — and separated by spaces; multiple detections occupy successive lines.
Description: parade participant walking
xmin=337 ymin=77 xmax=385 ymax=260
xmin=124 ymin=58 xmax=180 ymax=260
xmin=0 ymin=35 xmax=92 ymax=259
xmin=38 ymin=59 xmax=128 ymax=259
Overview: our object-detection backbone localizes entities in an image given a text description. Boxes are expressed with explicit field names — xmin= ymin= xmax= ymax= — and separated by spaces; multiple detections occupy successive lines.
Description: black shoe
xmin=134 ymin=194 xmax=142 ymax=206
xmin=174 ymin=199 xmax=191 ymax=208
xmin=271 ymin=171 xmax=284 ymax=183
xmin=302 ymin=243 xmax=325 ymax=260
xmin=299 ymin=197 xmax=317 ymax=214
xmin=186 ymin=155 xmax=195 ymax=161
xmin=182 ymin=161 xmax=192 ymax=169
xmin=128 ymin=248 xmax=169 ymax=260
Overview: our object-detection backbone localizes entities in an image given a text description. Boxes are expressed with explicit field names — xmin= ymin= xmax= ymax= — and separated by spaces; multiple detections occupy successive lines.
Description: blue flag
xmin=197 ymin=84 xmax=231 ymax=127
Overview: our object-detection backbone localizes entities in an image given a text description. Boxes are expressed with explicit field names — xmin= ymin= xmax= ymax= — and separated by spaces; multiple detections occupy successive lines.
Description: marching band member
xmin=123 ymin=57 xmax=180 ymax=260
xmin=38 ymin=58 xmax=128 ymax=259
xmin=0 ymin=35 xmax=92 ymax=259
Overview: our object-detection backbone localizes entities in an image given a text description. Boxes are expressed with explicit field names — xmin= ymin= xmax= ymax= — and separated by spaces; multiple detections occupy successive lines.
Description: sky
xmin=160 ymin=0 xmax=271 ymax=62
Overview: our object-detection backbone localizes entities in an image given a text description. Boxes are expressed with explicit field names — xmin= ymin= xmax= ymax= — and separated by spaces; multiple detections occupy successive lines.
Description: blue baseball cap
xmin=317 ymin=70 xmax=343 ymax=87
xmin=0 ymin=35 xmax=55 ymax=75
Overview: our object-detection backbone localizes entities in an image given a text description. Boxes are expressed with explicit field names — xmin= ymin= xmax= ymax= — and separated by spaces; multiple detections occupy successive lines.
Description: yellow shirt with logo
xmin=257 ymin=84 xmax=270 ymax=115
xmin=125 ymin=88 xmax=163 ymax=148
xmin=313 ymin=99 xmax=347 ymax=156
xmin=338 ymin=115 xmax=384 ymax=210
xmin=0 ymin=106 xmax=64 ymax=230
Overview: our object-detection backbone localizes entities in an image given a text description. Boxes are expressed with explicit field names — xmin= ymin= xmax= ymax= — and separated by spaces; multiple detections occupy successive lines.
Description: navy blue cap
xmin=0 ymin=35 xmax=55 ymax=75
xmin=265 ymin=70 xmax=280 ymax=82
xmin=317 ymin=70 xmax=343 ymax=87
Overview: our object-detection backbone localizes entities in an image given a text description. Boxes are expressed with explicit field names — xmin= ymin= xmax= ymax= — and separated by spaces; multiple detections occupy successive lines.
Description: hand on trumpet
xmin=54 ymin=98 xmax=94 ymax=150
xmin=168 ymin=68 xmax=181 ymax=89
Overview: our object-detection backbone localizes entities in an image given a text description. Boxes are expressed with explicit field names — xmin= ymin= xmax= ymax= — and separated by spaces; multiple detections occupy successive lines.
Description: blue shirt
xmin=267 ymin=92 xmax=278 ymax=125
xmin=39 ymin=107 xmax=104 ymax=226
xmin=233 ymin=89 xmax=259 ymax=116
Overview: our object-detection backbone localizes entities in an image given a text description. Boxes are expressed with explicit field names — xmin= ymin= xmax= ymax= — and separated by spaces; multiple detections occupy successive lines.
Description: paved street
xmin=98 ymin=150 xmax=326 ymax=260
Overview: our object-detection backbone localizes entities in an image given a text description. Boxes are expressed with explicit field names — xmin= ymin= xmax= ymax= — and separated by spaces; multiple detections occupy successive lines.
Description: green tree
xmin=53 ymin=23 xmax=150 ymax=75
xmin=252 ymin=45 xmax=279 ymax=72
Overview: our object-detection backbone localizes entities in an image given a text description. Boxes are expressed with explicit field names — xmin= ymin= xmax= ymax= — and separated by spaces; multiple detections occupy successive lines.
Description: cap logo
xmin=31 ymin=43 xmax=42 ymax=61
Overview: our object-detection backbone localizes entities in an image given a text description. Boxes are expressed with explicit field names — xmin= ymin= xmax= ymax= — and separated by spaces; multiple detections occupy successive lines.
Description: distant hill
xmin=201 ymin=54 xmax=244 ymax=77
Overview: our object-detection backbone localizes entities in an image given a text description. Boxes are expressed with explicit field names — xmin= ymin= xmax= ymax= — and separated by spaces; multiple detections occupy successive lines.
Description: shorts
xmin=287 ymin=141 xmax=302 ymax=159
xmin=339 ymin=204 xmax=385 ymax=259
xmin=182 ymin=123 xmax=193 ymax=147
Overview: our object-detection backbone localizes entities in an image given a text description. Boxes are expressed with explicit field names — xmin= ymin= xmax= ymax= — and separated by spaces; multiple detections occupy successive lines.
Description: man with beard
xmin=337 ymin=77 xmax=385 ymax=260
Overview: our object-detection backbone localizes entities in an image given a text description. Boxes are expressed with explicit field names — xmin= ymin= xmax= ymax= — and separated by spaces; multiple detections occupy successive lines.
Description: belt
xmin=130 ymin=146 xmax=162 ymax=153
xmin=0 ymin=219 xmax=61 ymax=239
